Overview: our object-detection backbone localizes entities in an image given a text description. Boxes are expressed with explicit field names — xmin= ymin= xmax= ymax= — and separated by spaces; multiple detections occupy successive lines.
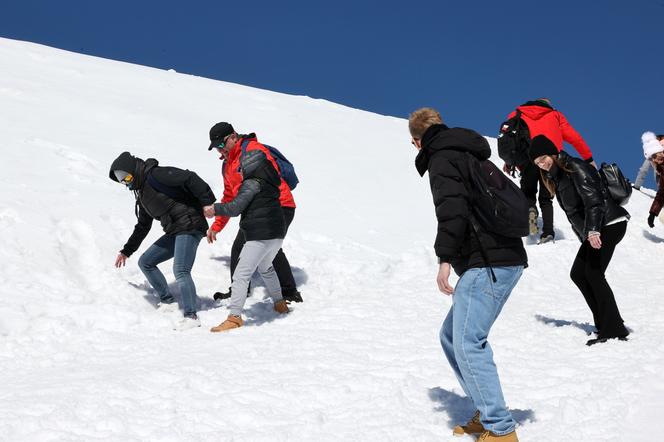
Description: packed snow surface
xmin=0 ymin=38 xmax=662 ymax=441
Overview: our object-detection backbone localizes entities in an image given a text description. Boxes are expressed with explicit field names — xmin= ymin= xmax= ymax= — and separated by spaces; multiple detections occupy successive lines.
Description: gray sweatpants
xmin=229 ymin=238 xmax=284 ymax=316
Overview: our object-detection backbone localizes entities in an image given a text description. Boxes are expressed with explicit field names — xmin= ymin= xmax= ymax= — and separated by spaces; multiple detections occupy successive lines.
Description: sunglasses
xmin=120 ymin=173 xmax=134 ymax=186
xmin=214 ymin=134 xmax=233 ymax=150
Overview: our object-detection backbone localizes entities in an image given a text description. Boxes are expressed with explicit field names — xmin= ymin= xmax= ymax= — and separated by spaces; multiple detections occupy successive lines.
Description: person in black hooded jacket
xmin=109 ymin=151 xmax=216 ymax=331
xmin=410 ymin=108 xmax=525 ymax=442
xmin=530 ymin=135 xmax=630 ymax=346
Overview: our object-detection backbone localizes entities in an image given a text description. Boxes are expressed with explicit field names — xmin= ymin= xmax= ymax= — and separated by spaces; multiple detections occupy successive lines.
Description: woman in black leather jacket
xmin=530 ymin=135 xmax=630 ymax=346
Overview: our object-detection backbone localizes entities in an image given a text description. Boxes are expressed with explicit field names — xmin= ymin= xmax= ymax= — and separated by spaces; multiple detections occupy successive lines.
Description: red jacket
xmin=509 ymin=102 xmax=593 ymax=161
xmin=211 ymin=133 xmax=296 ymax=233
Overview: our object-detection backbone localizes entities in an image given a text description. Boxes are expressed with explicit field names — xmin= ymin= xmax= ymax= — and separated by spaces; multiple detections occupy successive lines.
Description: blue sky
xmin=2 ymin=0 xmax=663 ymax=187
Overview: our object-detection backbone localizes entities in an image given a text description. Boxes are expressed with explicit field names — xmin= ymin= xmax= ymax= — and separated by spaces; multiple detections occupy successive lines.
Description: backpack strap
xmin=469 ymin=216 xmax=498 ymax=283
xmin=239 ymin=138 xmax=251 ymax=172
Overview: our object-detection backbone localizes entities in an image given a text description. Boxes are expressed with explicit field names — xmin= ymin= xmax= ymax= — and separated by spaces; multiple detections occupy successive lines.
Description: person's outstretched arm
xmin=204 ymin=179 xmax=261 ymax=218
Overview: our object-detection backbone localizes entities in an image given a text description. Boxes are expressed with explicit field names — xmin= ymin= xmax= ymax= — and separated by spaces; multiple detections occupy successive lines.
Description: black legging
xmin=230 ymin=207 xmax=297 ymax=294
xmin=570 ymin=221 xmax=628 ymax=339
xmin=521 ymin=162 xmax=554 ymax=235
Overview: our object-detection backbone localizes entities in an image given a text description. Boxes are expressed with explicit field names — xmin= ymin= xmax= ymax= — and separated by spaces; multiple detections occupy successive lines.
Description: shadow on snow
xmin=535 ymin=313 xmax=596 ymax=335
xmin=428 ymin=387 xmax=536 ymax=428
xmin=642 ymin=229 xmax=664 ymax=244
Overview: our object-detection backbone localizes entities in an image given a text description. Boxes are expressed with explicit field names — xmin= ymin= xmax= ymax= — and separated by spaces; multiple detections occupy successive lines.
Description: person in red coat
xmin=207 ymin=122 xmax=302 ymax=303
xmin=506 ymin=98 xmax=597 ymax=244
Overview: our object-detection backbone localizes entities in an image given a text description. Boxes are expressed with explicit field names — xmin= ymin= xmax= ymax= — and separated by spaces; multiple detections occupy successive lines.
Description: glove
xmin=648 ymin=213 xmax=656 ymax=228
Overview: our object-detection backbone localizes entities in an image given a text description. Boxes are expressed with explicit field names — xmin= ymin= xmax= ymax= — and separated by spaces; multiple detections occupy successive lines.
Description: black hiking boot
xmin=213 ymin=289 xmax=231 ymax=301
xmin=537 ymin=233 xmax=555 ymax=245
xmin=282 ymin=289 xmax=303 ymax=303
xmin=586 ymin=335 xmax=629 ymax=346
xmin=213 ymin=286 xmax=251 ymax=301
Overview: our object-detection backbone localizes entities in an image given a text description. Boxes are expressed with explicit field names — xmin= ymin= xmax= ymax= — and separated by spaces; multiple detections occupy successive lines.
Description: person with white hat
xmin=641 ymin=132 xmax=664 ymax=227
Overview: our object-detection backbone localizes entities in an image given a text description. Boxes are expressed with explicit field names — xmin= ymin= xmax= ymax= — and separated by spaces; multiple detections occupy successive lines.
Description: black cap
xmin=208 ymin=122 xmax=235 ymax=150
xmin=529 ymin=135 xmax=559 ymax=162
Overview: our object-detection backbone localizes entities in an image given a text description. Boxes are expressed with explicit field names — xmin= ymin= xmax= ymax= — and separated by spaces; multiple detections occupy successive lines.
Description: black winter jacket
xmin=415 ymin=124 xmax=528 ymax=276
xmin=547 ymin=151 xmax=630 ymax=242
xmin=214 ymin=150 xmax=285 ymax=241
xmin=110 ymin=153 xmax=216 ymax=257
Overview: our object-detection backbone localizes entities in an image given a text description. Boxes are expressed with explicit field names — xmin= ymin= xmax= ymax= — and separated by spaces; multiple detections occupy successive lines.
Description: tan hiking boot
xmin=477 ymin=430 xmax=518 ymax=441
xmin=274 ymin=300 xmax=290 ymax=314
xmin=453 ymin=410 xmax=485 ymax=436
xmin=210 ymin=315 xmax=243 ymax=333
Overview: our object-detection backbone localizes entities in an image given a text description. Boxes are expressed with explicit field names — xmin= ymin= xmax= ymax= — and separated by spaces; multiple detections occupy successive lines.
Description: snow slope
xmin=0 ymin=37 xmax=662 ymax=441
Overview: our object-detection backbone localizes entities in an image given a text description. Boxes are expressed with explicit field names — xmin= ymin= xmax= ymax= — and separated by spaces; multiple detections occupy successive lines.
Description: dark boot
xmin=586 ymin=335 xmax=628 ymax=346
xmin=282 ymin=289 xmax=303 ymax=303
xmin=213 ymin=287 xmax=232 ymax=301
xmin=540 ymin=203 xmax=554 ymax=237
xmin=213 ymin=285 xmax=251 ymax=301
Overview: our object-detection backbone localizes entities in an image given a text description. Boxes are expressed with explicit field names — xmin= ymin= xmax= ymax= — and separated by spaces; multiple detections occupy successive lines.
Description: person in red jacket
xmin=206 ymin=122 xmax=303 ymax=303
xmin=506 ymin=98 xmax=597 ymax=244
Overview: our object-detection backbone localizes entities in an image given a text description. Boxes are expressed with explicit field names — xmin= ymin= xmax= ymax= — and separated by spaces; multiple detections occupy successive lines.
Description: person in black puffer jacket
xmin=410 ymin=108 xmax=526 ymax=441
xmin=109 ymin=151 xmax=216 ymax=331
xmin=203 ymin=149 xmax=289 ymax=333
xmin=530 ymin=135 xmax=630 ymax=346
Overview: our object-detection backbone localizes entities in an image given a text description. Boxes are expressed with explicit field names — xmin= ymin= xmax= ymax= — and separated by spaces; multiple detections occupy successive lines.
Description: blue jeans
xmin=137 ymin=233 xmax=204 ymax=317
xmin=439 ymin=266 xmax=523 ymax=436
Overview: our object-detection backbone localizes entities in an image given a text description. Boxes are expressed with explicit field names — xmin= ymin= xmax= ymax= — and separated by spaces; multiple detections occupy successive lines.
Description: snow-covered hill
xmin=0 ymin=37 xmax=662 ymax=441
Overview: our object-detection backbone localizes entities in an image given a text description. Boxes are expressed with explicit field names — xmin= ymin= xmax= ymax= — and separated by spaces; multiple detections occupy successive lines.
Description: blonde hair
xmin=409 ymin=107 xmax=443 ymax=139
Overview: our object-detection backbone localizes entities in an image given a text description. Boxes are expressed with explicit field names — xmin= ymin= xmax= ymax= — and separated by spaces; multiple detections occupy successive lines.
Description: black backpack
xmin=466 ymin=154 xmax=530 ymax=238
xmin=498 ymin=110 xmax=531 ymax=169
xmin=598 ymin=162 xmax=632 ymax=206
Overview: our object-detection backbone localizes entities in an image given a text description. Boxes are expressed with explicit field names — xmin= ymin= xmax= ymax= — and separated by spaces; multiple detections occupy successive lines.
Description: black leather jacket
xmin=547 ymin=151 xmax=629 ymax=242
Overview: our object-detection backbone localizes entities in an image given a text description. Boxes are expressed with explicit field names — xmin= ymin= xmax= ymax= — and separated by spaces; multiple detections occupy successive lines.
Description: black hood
xmin=521 ymin=99 xmax=554 ymax=110
xmin=109 ymin=151 xmax=158 ymax=189
xmin=415 ymin=124 xmax=491 ymax=176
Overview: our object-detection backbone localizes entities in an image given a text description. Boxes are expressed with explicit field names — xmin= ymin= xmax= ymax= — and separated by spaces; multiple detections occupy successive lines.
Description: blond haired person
xmin=409 ymin=107 xmax=525 ymax=442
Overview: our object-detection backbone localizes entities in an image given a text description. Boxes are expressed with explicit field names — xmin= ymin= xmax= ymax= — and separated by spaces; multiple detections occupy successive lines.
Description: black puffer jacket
xmin=213 ymin=150 xmax=285 ymax=241
xmin=110 ymin=152 xmax=216 ymax=257
xmin=547 ymin=151 xmax=629 ymax=242
xmin=415 ymin=124 xmax=528 ymax=276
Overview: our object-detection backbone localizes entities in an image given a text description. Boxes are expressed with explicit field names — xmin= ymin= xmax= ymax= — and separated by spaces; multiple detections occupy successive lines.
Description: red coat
xmin=509 ymin=104 xmax=593 ymax=161
xmin=210 ymin=134 xmax=296 ymax=233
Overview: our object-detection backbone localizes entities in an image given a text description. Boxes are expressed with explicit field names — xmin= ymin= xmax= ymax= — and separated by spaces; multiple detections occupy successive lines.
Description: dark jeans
xmin=230 ymin=207 xmax=297 ymax=294
xmin=520 ymin=162 xmax=554 ymax=235
xmin=138 ymin=232 xmax=204 ymax=316
xmin=569 ymin=221 xmax=628 ymax=339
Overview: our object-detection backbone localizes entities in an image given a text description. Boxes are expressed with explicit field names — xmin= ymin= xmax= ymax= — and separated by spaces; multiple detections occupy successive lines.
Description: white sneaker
xmin=173 ymin=316 xmax=201 ymax=331
xmin=157 ymin=302 xmax=179 ymax=313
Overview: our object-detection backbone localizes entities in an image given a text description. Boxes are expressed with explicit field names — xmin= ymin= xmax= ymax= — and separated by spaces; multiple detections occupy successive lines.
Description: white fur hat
xmin=642 ymin=131 xmax=663 ymax=159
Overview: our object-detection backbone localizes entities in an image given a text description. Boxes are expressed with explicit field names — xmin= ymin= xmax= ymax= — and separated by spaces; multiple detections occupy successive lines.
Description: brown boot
xmin=274 ymin=299 xmax=290 ymax=314
xmin=453 ymin=410 xmax=485 ymax=436
xmin=477 ymin=430 xmax=518 ymax=441
xmin=210 ymin=315 xmax=243 ymax=333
